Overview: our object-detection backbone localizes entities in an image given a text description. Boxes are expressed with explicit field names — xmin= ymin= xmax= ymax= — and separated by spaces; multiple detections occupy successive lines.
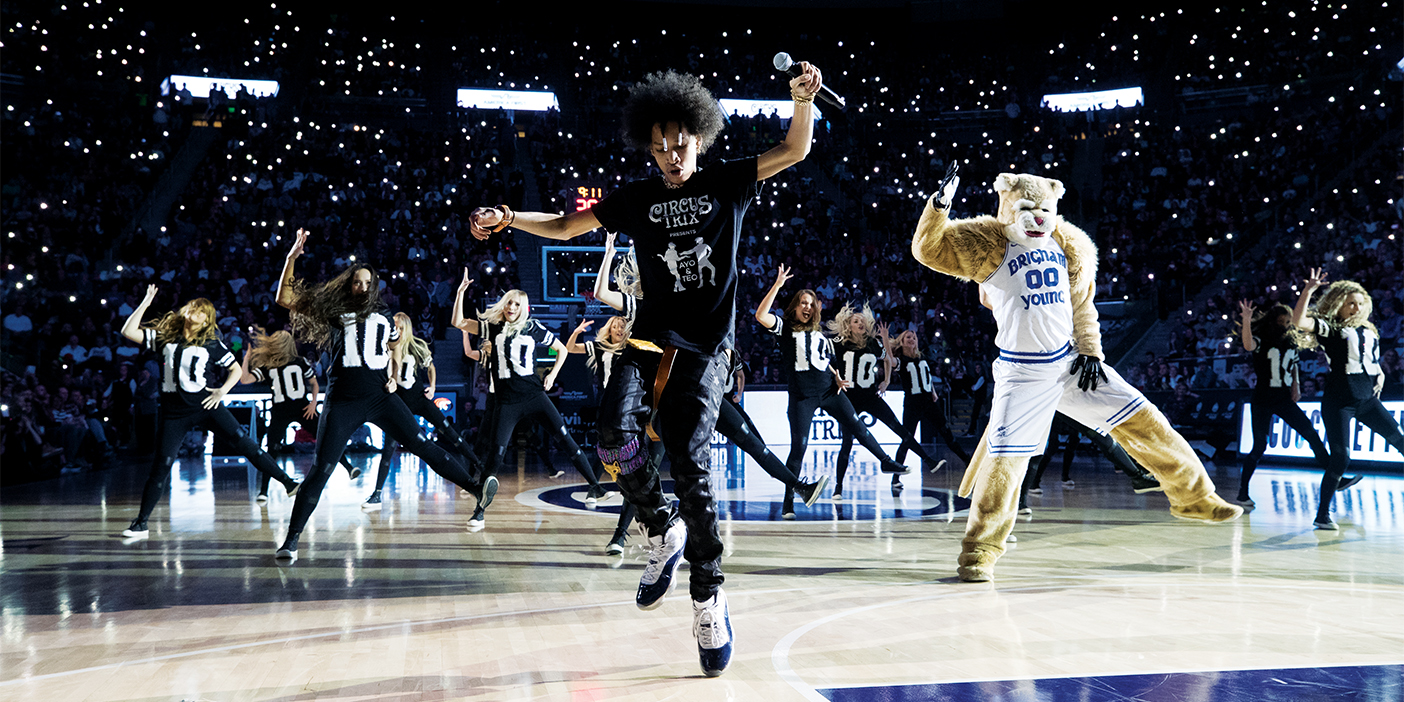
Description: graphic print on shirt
xmin=657 ymin=236 xmax=718 ymax=291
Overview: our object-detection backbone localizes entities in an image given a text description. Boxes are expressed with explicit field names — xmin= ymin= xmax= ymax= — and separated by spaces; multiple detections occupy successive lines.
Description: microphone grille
xmin=772 ymin=52 xmax=792 ymax=71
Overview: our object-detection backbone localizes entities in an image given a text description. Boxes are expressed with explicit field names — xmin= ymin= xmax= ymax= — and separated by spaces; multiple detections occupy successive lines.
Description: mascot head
xmin=993 ymin=173 xmax=1065 ymax=247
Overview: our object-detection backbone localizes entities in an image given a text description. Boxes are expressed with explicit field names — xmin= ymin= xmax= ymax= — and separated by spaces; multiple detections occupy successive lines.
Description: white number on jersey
xmin=271 ymin=366 xmax=307 ymax=403
xmin=843 ymin=352 xmax=880 ymax=389
xmin=162 ymin=345 xmax=211 ymax=393
xmin=495 ymin=332 xmax=537 ymax=378
xmin=906 ymin=360 xmax=933 ymax=394
xmin=1264 ymin=347 xmax=1298 ymax=388
xmin=342 ymin=316 xmax=393 ymax=370
xmin=792 ymin=332 xmax=830 ymax=372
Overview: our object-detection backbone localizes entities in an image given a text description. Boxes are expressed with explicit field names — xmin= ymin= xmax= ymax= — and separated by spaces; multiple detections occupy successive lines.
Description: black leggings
xmin=1240 ymin=394 xmax=1331 ymax=499
xmin=135 ymin=406 xmax=294 ymax=523
xmin=257 ymin=401 xmax=354 ymax=495
xmin=897 ymin=394 xmax=971 ymax=465
xmin=785 ymin=387 xmax=895 ymax=486
xmin=716 ymin=398 xmax=804 ymax=488
xmin=837 ymin=392 xmax=933 ymax=492
xmin=487 ymin=393 xmax=597 ymax=486
xmin=375 ymin=389 xmax=480 ymax=492
xmin=285 ymin=391 xmax=477 ymax=539
xmin=1317 ymin=393 xmax=1404 ymax=521
xmin=1029 ymin=413 xmax=1144 ymax=487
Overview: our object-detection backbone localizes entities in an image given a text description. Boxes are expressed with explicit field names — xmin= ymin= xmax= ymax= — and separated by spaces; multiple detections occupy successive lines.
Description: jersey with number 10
xmin=326 ymin=312 xmax=399 ymax=398
xmin=248 ymin=358 xmax=316 ymax=406
xmin=836 ymin=337 xmax=884 ymax=398
xmin=142 ymin=329 xmax=237 ymax=414
xmin=981 ymin=239 xmax=1073 ymax=354
xmin=485 ymin=319 xmax=557 ymax=402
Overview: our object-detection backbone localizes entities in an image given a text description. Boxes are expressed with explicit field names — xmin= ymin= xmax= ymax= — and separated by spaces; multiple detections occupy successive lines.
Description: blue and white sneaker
xmin=693 ymin=589 xmax=733 ymax=677
xmin=636 ymin=520 xmax=687 ymax=610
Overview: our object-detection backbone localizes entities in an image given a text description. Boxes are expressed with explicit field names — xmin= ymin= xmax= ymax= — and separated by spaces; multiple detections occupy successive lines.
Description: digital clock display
xmin=574 ymin=185 xmax=605 ymax=212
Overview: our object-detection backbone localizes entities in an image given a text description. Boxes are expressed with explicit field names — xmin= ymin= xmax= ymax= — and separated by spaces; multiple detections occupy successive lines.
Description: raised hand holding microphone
xmin=774 ymin=52 xmax=845 ymax=111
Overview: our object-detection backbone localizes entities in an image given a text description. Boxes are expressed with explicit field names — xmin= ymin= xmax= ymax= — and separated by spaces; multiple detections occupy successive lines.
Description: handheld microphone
xmin=773 ymin=52 xmax=847 ymax=112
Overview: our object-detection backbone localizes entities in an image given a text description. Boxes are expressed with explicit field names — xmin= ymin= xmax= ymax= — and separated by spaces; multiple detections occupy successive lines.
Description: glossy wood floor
xmin=2 ymin=445 xmax=1401 ymax=701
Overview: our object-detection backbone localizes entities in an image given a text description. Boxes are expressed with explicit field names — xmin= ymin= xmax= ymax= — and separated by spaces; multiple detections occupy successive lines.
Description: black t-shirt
xmin=590 ymin=157 xmax=759 ymax=354
xmin=392 ymin=353 xmax=429 ymax=395
xmin=1250 ymin=335 xmax=1298 ymax=399
xmin=142 ymin=329 xmax=237 ymax=414
xmin=1314 ymin=318 xmax=1382 ymax=401
xmin=766 ymin=316 xmax=836 ymax=398
xmin=895 ymin=354 xmax=935 ymax=399
xmin=485 ymin=319 xmax=556 ymax=402
xmin=584 ymin=296 xmax=637 ymax=390
xmin=325 ymin=312 xmax=399 ymax=398
xmin=248 ymin=357 xmax=316 ymax=406
xmin=836 ymin=337 xmax=886 ymax=398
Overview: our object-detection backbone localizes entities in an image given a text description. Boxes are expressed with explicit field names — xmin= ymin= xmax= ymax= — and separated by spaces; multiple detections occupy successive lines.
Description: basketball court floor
xmin=2 ymin=445 xmax=1400 ymax=701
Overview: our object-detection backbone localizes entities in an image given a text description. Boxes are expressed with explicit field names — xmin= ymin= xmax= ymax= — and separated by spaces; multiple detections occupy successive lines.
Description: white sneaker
xmin=636 ymin=521 xmax=687 ymax=610
xmin=1062 ymin=480 xmax=1075 ymax=489
xmin=693 ymin=589 xmax=733 ymax=677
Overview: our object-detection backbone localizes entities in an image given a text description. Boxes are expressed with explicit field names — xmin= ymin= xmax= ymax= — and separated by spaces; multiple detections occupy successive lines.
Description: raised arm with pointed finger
xmin=1292 ymin=267 xmax=1328 ymax=333
xmin=754 ymin=264 xmax=793 ymax=330
xmin=593 ymin=233 xmax=627 ymax=312
xmin=450 ymin=268 xmax=479 ymax=335
xmin=276 ymin=229 xmax=309 ymax=310
xmin=121 ymin=284 xmax=159 ymax=343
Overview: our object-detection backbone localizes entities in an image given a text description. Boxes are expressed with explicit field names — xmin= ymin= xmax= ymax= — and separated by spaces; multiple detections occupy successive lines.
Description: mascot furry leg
xmin=1110 ymin=406 xmax=1241 ymax=522
xmin=956 ymin=433 xmax=1025 ymax=582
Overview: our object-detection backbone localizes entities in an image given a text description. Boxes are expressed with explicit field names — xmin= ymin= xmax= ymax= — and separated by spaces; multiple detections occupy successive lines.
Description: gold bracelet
xmin=792 ymin=92 xmax=815 ymax=105
xmin=491 ymin=205 xmax=515 ymax=233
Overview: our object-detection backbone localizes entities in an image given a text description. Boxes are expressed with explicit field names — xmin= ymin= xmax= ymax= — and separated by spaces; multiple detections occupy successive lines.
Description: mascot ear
xmin=994 ymin=173 xmax=1020 ymax=193
xmin=1048 ymin=179 xmax=1066 ymax=200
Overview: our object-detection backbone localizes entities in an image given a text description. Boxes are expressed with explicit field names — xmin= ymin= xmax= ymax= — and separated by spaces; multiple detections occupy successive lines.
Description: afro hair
xmin=621 ymin=70 xmax=725 ymax=153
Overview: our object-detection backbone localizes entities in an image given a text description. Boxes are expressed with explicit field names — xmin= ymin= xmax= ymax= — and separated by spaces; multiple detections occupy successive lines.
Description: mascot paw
xmin=957 ymin=548 xmax=1000 ymax=582
xmin=1170 ymin=494 xmax=1244 ymax=523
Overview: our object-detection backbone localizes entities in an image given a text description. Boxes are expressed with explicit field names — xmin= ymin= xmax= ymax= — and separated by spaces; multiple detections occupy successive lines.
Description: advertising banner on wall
xmin=1239 ymin=400 xmax=1404 ymax=464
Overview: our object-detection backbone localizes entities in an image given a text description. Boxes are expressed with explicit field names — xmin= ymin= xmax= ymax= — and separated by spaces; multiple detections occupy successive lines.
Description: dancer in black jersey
xmin=273 ymin=230 xmax=492 ymax=560
xmin=829 ymin=303 xmax=940 ymax=500
xmin=469 ymin=64 xmax=825 ymax=676
xmin=452 ymin=273 xmax=608 ymax=527
xmin=366 ymin=312 xmax=483 ymax=511
xmin=1235 ymin=299 xmax=1332 ymax=507
xmin=119 ymin=286 xmax=299 ymax=539
xmin=1023 ymin=412 xmax=1163 ymax=497
xmin=1293 ymin=269 xmax=1400 ymax=530
xmin=756 ymin=264 xmax=908 ymax=518
xmin=238 ymin=326 xmax=358 ymax=502
xmin=890 ymin=330 xmax=972 ymax=478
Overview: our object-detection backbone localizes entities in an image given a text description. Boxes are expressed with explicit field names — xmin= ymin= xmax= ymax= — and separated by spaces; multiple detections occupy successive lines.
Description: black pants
xmin=838 ymin=392 xmax=932 ymax=491
xmin=376 ymin=390 xmax=480 ymax=492
xmin=257 ymin=401 xmax=354 ymax=495
xmin=1028 ymin=413 xmax=1143 ymax=487
xmin=785 ymin=387 xmax=896 ymax=507
xmin=285 ymin=390 xmax=477 ymax=539
xmin=716 ymin=398 xmax=803 ymax=489
xmin=1240 ymin=393 xmax=1331 ymax=500
xmin=598 ymin=346 xmax=728 ymax=601
xmin=134 ymin=405 xmax=294 ymax=523
xmin=486 ymin=392 xmax=596 ymax=486
xmin=897 ymin=394 xmax=971 ymax=464
xmin=1317 ymin=393 xmax=1404 ymax=521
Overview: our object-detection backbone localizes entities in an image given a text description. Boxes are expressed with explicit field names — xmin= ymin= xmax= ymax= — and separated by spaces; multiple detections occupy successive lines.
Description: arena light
xmin=161 ymin=74 xmax=280 ymax=98
xmin=456 ymin=88 xmax=559 ymax=111
xmin=1041 ymin=87 xmax=1143 ymax=112
xmin=719 ymin=98 xmax=823 ymax=121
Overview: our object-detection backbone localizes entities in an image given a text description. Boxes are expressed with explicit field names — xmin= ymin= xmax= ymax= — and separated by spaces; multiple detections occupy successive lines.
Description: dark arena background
xmin=2 ymin=1 xmax=1401 ymax=700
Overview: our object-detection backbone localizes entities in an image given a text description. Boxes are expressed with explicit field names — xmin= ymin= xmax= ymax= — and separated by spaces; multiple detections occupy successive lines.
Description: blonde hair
xmin=146 ymin=298 xmax=220 ymax=346
xmin=479 ymin=290 xmax=532 ymax=335
xmin=827 ymin=303 xmax=875 ymax=345
xmin=594 ymin=316 xmax=629 ymax=356
xmin=616 ymin=249 xmax=643 ymax=299
xmin=390 ymin=312 xmax=432 ymax=369
xmin=1306 ymin=281 xmax=1377 ymax=347
xmin=246 ymin=326 xmax=298 ymax=369
xmin=893 ymin=330 xmax=922 ymax=359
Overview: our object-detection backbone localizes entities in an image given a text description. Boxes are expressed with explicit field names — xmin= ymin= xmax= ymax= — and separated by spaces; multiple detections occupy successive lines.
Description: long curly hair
xmin=245 ymin=326 xmax=298 ymax=369
xmin=390 ymin=312 xmax=432 ymax=370
xmin=146 ymin=298 xmax=220 ymax=347
xmin=827 ymin=303 xmax=875 ymax=346
xmin=1306 ymin=280 xmax=1377 ymax=348
xmin=783 ymin=289 xmax=823 ymax=332
xmin=593 ymin=316 xmax=630 ymax=359
xmin=287 ymin=265 xmax=384 ymax=350
xmin=621 ymin=70 xmax=725 ymax=153
xmin=616 ymin=249 xmax=643 ymax=299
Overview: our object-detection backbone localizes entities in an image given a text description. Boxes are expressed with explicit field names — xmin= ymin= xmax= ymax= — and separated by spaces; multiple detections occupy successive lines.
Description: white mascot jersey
xmin=981 ymin=239 xmax=1074 ymax=358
